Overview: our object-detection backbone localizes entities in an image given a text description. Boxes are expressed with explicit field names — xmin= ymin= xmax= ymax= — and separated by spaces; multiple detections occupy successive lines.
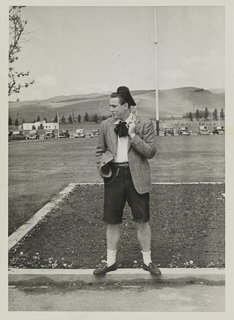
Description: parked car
xmin=57 ymin=130 xmax=70 ymax=138
xmin=44 ymin=131 xmax=55 ymax=139
xmin=164 ymin=128 xmax=174 ymax=136
xmin=26 ymin=132 xmax=40 ymax=140
xmin=198 ymin=126 xmax=210 ymax=135
xmin=89 ymin=129 xmax=99 ymax=138
xmin=8 ymin=131 xmax=13 ymax=140
xmin=74 ymin=129 xmax=86 ymax=138
xmin=26 ymin=133 xmax=40 ymax=140
xmin=9 ymin=131 xmax=27 ymax=140
xmin=178 ymin=127 xmax=191 ymax=136
xmin=213 ymin=126 xmax=225 ymax=135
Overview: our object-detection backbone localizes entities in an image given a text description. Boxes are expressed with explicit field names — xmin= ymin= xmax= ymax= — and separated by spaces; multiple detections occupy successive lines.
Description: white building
xmin=23 ymin=121 xmax=58 ymax=131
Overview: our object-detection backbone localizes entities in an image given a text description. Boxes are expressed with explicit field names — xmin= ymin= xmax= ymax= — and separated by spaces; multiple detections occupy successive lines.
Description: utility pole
xmin=154 ymin=7 xmax=159 ymax=136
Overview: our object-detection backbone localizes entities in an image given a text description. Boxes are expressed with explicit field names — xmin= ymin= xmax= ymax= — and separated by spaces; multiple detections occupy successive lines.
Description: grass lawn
xmin=8 ymin=134 xmax=224 ymax=236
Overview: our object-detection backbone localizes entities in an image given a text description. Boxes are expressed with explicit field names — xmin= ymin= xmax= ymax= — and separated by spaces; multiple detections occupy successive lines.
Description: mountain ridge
xmin=9 ymin=87 xmax=225 ymax=122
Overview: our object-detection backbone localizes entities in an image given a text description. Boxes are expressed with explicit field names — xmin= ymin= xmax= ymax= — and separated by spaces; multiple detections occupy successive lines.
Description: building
xmin=23 ymin=121 xmax=58 ymax=131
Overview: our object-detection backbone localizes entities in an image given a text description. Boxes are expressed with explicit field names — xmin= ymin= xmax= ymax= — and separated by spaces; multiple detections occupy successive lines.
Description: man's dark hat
xmin=117 ymin=86 xmax=136 ymax=107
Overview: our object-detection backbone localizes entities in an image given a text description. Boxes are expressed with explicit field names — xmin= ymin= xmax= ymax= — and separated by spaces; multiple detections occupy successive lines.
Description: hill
xmin=9 ymin=87 xmax=225 ymax=122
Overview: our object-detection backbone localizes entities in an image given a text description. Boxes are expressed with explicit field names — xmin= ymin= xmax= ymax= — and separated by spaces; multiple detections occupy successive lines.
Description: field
xmin=8 ymin=133 xmax=225 ymax=236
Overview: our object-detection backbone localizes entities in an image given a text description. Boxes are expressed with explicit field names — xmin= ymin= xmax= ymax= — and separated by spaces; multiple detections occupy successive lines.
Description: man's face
xmin=109 ymin=97 xmax=128 ymax=120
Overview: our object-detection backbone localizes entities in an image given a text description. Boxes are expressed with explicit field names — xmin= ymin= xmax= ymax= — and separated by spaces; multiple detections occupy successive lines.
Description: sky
xmin=9 ymin=5 xmax=225 ymax=101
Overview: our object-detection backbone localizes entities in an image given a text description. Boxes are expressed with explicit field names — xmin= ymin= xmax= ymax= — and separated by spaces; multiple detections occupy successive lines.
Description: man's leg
xmin=136 ymin=222 xmax=152 ymax=265
xmin=136 ymin=221 xmax=151 ymax=252
xmin=94 ymin=166 xmax=125 ymax=275
xmin=106 ymin=223 xmax=120 ymax=266
xmin=106 ymin=223 xmax=121 ymax=250
xmin=136 ymin=221 xmax=161 ymax=275
xmin=93 ymin=223 xmax=120 ymax=275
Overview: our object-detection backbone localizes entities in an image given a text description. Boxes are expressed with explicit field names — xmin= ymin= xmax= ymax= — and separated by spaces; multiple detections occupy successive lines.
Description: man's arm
xmin=96 ymin=121 xmax=114 ymax=178
xmin=129 ymin=120 xmax=156 ymax=159
xmin=96 ymin=121 xmax=107 ymax=169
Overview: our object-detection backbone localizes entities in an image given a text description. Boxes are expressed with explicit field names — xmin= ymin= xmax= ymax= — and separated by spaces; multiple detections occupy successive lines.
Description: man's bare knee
xmin=136 ymin=221 xmax=150 ymax=232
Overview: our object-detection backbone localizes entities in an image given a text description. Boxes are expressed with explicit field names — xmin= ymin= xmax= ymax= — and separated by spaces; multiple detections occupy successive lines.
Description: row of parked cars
xmin=43 ymin=129 xmax=100 ymax=139
xmin=163 ymin=127 xmax=192 ymax=136
xmin=9 ymin=129 xmax=100 ymax=140
xmin=163 ymin=126 xmax=225 ymax=136
xmin=74 ymin=129 xmax=99 ymax=138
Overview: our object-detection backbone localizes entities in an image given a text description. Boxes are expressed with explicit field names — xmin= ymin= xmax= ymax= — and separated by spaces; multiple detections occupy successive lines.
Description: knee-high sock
xmin=107 ymin=249 xmax=117 ymax=266
xmin=141 ymin=250 xmax=152 ymax=265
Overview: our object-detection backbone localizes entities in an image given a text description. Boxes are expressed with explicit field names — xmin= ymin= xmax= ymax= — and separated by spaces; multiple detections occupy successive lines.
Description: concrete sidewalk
xmin=8 ymin=282 xmax=225 ymax=312
xmin=8 ymin=267 xmax=225 ymax=312
xmin=8 ymin=268 xmax=225 ymax=310
xmin=8 ymin=266 xmax=225 ymax=312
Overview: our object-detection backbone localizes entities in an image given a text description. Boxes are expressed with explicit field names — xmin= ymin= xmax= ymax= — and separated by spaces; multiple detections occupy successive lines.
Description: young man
xmin=94 ymin=86 xmax=161 ymax=275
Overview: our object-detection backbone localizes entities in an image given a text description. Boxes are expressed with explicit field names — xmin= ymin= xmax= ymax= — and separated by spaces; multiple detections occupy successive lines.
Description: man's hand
xmin=128 ymin=115 xmax=136 ymax=139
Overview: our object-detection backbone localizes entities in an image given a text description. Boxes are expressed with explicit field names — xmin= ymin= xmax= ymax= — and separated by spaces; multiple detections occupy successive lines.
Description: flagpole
xmin=57 ymin=111 xmax=59 ymax=137
xmin=154 ymin=7 xmax=159 ymax=136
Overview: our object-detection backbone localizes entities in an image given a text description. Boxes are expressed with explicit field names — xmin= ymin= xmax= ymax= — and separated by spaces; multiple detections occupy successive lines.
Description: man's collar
xmin=114 ymin=112 xmax=133 ymax=125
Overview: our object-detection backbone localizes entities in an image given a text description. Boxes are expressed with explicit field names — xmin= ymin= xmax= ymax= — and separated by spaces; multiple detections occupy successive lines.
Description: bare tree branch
xmin=8 ymin=6 xmax=34 ymax=98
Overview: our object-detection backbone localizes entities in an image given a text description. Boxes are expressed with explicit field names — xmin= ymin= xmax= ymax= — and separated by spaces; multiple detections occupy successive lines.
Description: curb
xmin=8 ymin=268 xmax=225 ymax=285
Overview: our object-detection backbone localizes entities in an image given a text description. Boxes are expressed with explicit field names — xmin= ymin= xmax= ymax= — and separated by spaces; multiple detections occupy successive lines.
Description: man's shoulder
xmin=101 ymin=117 xmax=114 ymax=125
xmin=136 ymin=115 xmax=153 ymax=125
xmin=100 ymin=117 xmax=115 ymax=130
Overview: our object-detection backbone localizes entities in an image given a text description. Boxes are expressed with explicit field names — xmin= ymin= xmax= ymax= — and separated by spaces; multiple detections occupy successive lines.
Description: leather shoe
xmin=93 ymin=262 xmax=117 ymax=275
xmin=143 ymin=262 xmax=161 ymax=275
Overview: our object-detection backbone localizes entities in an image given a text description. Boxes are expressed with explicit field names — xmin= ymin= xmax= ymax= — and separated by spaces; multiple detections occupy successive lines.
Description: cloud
xmin=16 ymin=75 xmax=61 ymax=101
xmin=182 ymin=51 xmax=224 ymax=88
xmin=158 ymin=69 xmax=189 ymax=89
xmin=73 ymin=84 xmax=111 ymax=94
xmin=36 ymin=75 xmax=60 ymax=87
xmin=159 ymin=69 xmax=188 ymax=81
xmin=158 ymin=51 xmax=224 ymax=89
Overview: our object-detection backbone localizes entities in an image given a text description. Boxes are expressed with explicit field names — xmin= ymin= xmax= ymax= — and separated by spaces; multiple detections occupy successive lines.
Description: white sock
xmin=107 ymin=249 xmax=117 ymax=266
xmin=141 ymin=251 xmax=152 ymax=266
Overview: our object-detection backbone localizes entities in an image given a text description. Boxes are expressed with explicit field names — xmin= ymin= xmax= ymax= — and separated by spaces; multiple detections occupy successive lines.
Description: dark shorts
xmin=103 ymin=163 xmax=150 ymax=224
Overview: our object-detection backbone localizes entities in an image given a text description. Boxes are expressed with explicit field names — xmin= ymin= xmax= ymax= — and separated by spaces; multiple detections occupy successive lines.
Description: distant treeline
xmin=183 ymin=107 xmax=225 ymax=121
xmin=9 ymin=107 xmax=225 ymax=126
xmin=9 ymin=112 xmax=110 ymax=126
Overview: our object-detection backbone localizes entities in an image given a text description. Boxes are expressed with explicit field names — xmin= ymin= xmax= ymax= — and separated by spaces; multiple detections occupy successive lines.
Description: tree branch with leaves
xmin=9 ymin=6 xmax=34 ymax=97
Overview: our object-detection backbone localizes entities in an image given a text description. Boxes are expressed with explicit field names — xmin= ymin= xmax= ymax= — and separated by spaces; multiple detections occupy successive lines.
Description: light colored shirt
xmin=113 ymin=113 xmax=133 ymax=163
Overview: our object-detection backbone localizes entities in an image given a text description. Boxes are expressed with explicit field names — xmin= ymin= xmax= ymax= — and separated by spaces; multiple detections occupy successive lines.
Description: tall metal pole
xmin=154 ymin=7 xmax=159 ymax=136
xmin=57 ymin=111 xmax=59 ymax=137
